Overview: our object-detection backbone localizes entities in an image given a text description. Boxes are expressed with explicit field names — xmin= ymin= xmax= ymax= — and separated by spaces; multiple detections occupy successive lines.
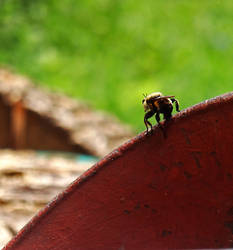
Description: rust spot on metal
xmin=151 ymin=208 xmax=157 ymax=213
xmin=161 ymin=230 xmax=172 ymax=237
xmin=148 ymin=182 xmax=157 ymax=190
xmin=227 ymin=207 xmax=233 ymax=216
xmin=184 ymin=171 xmax=192 ymax=179
xmin=191 ymin=152 xmax=202 ymax=168
xmin=227 ymin=173 xmax=232 ymax=180
xmin=124 ymin=210 xmax=131 ymax=214
xmin=224 ymin=221 xmax=233 ymax=234
xmin=210 ymin=151 xmax=221 ymax=168
xmin=175 ymin=161 xmax=184 ymax=167
xmin=160 ymin=164 xmax=167 ymax=171
xmin=181 ymin=128 xmax=191 ymax=145
xmin=134 ymin=203 xmax=140 ymax=210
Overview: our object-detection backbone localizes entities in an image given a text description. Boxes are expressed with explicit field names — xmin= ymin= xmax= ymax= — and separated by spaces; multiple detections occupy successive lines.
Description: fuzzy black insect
xmin=142 ymin=92 xmax=180 ymax=134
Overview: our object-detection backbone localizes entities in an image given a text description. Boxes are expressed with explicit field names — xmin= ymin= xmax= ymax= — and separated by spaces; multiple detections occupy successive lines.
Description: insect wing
xmin=149 ymin=95 xmax=175 ymax=102
xmin=157 ymin=95 xmax=175 ymax=100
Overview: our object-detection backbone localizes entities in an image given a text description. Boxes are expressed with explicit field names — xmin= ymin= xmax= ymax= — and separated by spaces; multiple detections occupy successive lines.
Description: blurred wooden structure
xmin=0 ymin=69 xmax=133 ymax=157
xmin=4 ymin=92 xmax=233 ymax=249
xmin=0 ymin=150 xmax=96 ymax=248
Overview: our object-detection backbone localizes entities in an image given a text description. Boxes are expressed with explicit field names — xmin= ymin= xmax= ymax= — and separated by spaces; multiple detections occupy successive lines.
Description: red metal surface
xmin=4 ymin=93 xmax=233 ymax=249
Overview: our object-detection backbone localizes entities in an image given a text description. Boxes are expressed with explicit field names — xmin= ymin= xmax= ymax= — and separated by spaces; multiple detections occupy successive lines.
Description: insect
xmin=142 ymin=92 xmax=180 ymax=134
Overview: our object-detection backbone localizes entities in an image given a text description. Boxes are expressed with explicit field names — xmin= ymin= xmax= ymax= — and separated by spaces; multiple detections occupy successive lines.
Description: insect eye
xmin=142 ymin=99 xmax=145 ymax=104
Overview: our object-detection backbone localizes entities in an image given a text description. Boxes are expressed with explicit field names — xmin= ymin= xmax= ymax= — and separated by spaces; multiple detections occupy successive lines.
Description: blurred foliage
xmin=0 ymin=0 xmax=232 ymax=131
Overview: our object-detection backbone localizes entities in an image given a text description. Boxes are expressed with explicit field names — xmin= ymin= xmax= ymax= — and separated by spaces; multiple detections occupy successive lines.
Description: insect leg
xmin=144 ymin=110 xmax=155 ymax=134
xmin=171 ymin=98 xmax=180 ymax=112
xmin=155 ymin=112 xmax=161 ymax=125
xmin=156 ymin=111 xmax=169 ymax=138
xmin=163 ymin=104 xmax=173 ymax=121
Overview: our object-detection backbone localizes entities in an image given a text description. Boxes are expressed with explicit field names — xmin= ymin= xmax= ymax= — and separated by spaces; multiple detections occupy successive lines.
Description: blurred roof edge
xmin=0 ymin=68 xmax=134 ymax=157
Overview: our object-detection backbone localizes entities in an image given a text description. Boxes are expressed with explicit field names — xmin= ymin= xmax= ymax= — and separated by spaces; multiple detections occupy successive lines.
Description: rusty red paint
xmin=4 ymin=92 xmax=233 ymax=249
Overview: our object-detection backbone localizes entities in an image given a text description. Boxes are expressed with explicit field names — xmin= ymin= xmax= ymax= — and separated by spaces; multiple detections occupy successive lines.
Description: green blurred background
xmin=0 ymin=0 xmax=232 ymax=132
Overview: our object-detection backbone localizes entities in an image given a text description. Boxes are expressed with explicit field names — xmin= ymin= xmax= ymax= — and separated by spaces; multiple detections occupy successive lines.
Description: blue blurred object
xmin=36 ymin=150 xmax=98 ymax=163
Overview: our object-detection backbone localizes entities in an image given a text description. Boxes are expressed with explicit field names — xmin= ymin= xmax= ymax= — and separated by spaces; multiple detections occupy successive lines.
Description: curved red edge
xmin=3 ymin=92 xmax=233 ymax=250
